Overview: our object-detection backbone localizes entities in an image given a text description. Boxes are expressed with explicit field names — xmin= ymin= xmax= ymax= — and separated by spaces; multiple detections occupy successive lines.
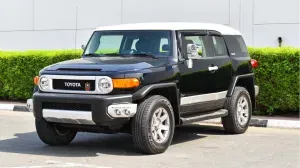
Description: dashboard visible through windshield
xmin=83 ymin=30 xmax=173 ymax=58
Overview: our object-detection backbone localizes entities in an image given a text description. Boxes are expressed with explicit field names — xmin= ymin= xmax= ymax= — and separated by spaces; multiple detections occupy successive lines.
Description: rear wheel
xmin=131 ymin=95 xmax=175 ymax=154
xmin=221 ymin=87 xmax=252 ymax=134
xmin=35 ymin=119 xmax=77 ymax=146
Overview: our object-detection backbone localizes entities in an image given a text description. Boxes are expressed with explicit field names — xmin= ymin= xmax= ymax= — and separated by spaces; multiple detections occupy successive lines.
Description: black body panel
xmin=132 ymin=83 xmax=178 ymax=101
xmin=178 ymin=56 xmax=232 ymax=94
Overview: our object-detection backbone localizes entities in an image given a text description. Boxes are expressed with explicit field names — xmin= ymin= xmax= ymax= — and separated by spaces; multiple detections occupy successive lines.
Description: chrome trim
xmin=181 ymin=91 xmax=227 ymax=105
xmin=254 ymin=85 xmax=259 ymax=97
xmin=208 ymin=66 xmax=219 ymax=71
xmin=107 ymin=103 xmax=138 ymax=118
xmin=38 ymin=75 xmax=113 ymax=94
xmin=42 ymin=109 xmax=95 ymax=125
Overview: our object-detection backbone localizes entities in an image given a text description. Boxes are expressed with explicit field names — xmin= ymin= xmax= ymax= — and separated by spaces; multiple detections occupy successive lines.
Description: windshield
xmin=83 ymin=30 xmax=173 ymax=58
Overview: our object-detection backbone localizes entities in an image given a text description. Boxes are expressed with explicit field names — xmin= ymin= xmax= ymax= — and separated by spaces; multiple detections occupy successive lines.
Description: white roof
xmin=95 ymin=22 xmax=241 ymax=35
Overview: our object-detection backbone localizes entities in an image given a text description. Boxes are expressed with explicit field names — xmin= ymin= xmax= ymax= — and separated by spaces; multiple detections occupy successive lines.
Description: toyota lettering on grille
xmin=64 ymin=82 xmax=81 ymax=87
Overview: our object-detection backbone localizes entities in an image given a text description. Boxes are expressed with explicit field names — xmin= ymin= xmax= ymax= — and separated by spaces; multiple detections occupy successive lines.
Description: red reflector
xmin=251 ymin=59 xmax=258 ymax=68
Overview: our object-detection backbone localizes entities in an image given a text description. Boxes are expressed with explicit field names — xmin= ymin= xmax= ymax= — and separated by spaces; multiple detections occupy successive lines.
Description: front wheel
xmin=35 ymin=119 xmax=77 ymax=146
xmin=221 ymin=87 xmax=252 ymax=134
xmin=131 ymin=95 xmax=175 ymax=154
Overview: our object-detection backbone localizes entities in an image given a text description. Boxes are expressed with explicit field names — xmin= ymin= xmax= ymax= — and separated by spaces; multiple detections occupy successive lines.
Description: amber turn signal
xmin=34 ymin=76 xmax=40 ymax=85
xmin=112 ymin=78 xmax=140 ymax=88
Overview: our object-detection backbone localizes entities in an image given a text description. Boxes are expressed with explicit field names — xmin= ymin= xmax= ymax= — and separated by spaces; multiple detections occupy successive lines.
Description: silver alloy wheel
xmin=151 ymin=107 xmax=170 ymax=143
xmin=237 ymin=95 xmax=249 ymax=126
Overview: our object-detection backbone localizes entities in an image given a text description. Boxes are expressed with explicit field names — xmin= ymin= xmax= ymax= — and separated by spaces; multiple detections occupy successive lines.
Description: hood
xmin=44 ymin=57 xmax=172 ymax=72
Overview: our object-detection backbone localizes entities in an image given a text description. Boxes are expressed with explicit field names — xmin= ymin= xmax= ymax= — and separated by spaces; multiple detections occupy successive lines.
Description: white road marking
xmin=0 ymin=160 xmax=111 ymax=168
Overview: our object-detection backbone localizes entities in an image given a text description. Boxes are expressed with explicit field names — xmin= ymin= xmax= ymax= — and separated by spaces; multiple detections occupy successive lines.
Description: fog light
xmin=123 ymin=109 xmax=130 ymax=115
xmin=124 ymin=109 xmax=131 ymax=115
xmin=115 ymin=109 xmax=121 ymax=115
xmin=107 ymin=103 xmax=137 ymax=118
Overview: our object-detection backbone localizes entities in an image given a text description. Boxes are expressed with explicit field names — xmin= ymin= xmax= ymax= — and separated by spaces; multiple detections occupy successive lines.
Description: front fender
xmin=132 ymin=83 xmax=178 ymax=101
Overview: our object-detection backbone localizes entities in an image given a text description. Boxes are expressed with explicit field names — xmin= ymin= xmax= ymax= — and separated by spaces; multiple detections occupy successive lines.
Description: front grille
xmin=43 ymin=102 xmax=92 ymax=111
xmin=52 ymin=79 xmax=95 ymax=91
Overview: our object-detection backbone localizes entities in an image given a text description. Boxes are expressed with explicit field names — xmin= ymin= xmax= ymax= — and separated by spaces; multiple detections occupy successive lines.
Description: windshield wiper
xmin=129 ymin=53 xmax=158 ymax=59
xmin=101 ymin=53 xmax=126 ymax=57
xmin=82 ymin=53 xmax=104 ymax=57
xmin=95 ymin=53 xmax=158 ymax=59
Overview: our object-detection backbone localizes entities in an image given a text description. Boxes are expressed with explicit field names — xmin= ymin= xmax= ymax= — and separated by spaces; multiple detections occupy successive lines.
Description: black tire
xmin=131 ymin=95 xmax=175 ymax=154
xmin=35 ymin=119 xmax=77 ymax=146
xmin=221 ymin=86 xmax=252 ymax=134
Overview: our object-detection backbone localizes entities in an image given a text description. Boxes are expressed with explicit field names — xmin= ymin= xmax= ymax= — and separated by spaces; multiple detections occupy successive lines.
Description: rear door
xmin=206 ymin=31 xmax=233 ymax=108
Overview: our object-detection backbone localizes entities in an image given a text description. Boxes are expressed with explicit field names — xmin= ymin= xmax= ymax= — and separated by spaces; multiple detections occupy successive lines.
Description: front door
xmin=178 ymin=30 xmax=232 ymax=115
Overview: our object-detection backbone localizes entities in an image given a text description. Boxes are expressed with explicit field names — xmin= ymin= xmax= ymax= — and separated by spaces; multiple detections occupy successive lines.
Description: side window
xmin=183 ymin=35 xmax=207 ymax=57
xmin=223 ymin=35 xmax=249 ymax=57
xmin=211 ymin=36 xmax=228 ymax=56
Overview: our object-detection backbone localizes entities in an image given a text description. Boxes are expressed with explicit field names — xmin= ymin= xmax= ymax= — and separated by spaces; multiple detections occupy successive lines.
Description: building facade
xmin=0 ymin=0 xmax=299 ymax=50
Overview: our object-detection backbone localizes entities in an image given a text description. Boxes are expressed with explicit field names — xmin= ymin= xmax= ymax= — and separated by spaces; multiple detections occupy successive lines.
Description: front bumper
xmin=31 ymin=92 xmax=137 ymax=129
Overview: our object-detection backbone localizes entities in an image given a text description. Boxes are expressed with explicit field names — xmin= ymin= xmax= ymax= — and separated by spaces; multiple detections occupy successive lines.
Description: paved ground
xmin=0 ymin=111 xmax=299 ymax=168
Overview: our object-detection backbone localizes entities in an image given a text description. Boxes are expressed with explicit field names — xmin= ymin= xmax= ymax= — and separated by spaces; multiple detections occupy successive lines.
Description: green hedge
xmin=0 ymin=47 xmax=299 ymax=115
xmin=0 ymin=50 xmax=82 ymax=100
xmin=248 ymin=47 xmax=299 ymax=114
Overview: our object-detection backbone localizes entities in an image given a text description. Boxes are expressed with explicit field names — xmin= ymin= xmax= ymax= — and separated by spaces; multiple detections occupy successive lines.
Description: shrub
xmin=0 ymin=47 xmax=299 ymax=115
xmin=0 ymin=50 xmax=82 ymax=100
xmin=248 ymin=47 xmax=300 ymax=114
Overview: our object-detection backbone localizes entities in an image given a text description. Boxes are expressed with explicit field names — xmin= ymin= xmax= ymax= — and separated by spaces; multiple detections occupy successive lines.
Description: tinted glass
xmin=211 ymin=36 xmax=228 ymax=56
xmin=84 ymin=30 xmax=173 ymax=57
xmin=223 ymin=35 xmax=249 ymax=57
xmin=96 ymin=35 xmax=123 ymax=53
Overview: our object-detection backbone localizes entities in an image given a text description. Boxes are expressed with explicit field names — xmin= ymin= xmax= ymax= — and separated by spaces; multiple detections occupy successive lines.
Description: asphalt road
xmin=0 ymin=111 xmax=299 ymax=168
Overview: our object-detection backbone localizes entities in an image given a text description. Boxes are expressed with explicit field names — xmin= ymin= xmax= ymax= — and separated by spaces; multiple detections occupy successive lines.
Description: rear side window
xmin=211 ymin=36 xmax=228 ymax=56
xmin=223 ymin=35 xmax=249 ymax=57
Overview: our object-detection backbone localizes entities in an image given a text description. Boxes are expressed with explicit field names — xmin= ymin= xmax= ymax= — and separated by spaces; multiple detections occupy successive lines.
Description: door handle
xmin=208 ymin=66 xmax=218 ymax=71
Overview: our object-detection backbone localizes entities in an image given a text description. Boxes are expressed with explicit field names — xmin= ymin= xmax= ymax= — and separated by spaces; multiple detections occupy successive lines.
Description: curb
xmin=0 ymin=103 xmax=30 ymax=112
xmin=201 ymin=117 xmax=300 ymax=129
xmin=0 ymin=99 xmax=31 ymax=112
xmin=0 ymin=102 xmax=299 ymax=129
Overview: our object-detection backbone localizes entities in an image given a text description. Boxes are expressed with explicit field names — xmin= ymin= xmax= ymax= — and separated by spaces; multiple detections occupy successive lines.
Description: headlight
xmin=39 ymin=76 xmax=49 ymax=90
xmin=98 ymin=77 xmax=113 ymax=94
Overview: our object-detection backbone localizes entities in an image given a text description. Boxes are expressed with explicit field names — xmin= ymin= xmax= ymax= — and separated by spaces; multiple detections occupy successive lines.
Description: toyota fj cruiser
xmin=29 ymin=22 xmax=259 ymax=154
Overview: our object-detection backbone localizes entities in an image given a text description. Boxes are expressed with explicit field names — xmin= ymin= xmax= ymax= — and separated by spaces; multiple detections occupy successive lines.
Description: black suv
xmin=29 ymin=22 xmax=259 ymax=154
